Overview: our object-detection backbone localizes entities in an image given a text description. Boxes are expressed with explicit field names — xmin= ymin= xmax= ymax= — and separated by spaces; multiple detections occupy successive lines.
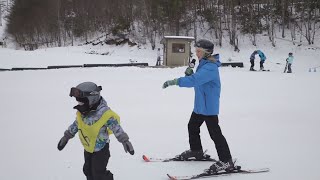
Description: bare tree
xmin=0 ymin=3 xmax=2 ymax=26
xmin=295 ymin=0 xmax=319 ymax=44
xmin=226 ymin=0 xmax=240 ymax=51
xmin=5 ymin=0 xmax=320 ymax=49
xmin=264 ymin=0 xmax=276 ymax=46
xmin=288 ymin=0 xmax=296 ymax=44
xmin=281 ymin=0 xmax=287 ymax=38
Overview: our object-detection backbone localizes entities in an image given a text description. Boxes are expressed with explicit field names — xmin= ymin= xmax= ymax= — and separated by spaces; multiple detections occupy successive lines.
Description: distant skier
xmin=250 ymin=50 xmax=266 ymax=71
xmin=57 ymin=82 xmax=134 ymax=180
xmin=162 ymin=39 xmax=234 ymax=173
xmin=286 ymin=52 xmax=294 ymax=73
xmin=156 ymin=48 xmax=161 ymax=66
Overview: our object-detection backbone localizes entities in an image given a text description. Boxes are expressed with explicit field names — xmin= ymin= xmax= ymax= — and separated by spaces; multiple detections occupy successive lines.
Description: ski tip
xmin=142 ymin=155 xmax=150 ymax=162
xmin=167 ymin=174 xmax=177 ymax=180
xmin=259 ymin=168 xmax=270 ymax=172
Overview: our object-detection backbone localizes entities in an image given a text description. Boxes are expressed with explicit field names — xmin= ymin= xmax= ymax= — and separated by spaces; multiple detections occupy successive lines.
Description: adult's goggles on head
xmin=69 ymin=86 xmax=102 ymax=98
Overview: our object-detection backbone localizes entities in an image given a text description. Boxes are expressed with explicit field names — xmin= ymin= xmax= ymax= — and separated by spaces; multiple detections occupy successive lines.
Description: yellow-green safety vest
xmin=76 ymin=109 xmax=120 ymax=153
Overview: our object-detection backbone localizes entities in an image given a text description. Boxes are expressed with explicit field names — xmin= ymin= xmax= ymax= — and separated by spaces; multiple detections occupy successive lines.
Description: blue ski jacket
xmin=178 ymin=54 xmax=221 ymax=115
xmin=257 ymin=50 xmax=266 ymax=61
xmin=286 ymin=56 xmax=294 ymax=64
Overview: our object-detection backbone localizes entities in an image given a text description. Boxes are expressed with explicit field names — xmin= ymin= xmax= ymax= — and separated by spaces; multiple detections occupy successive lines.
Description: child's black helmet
xmin=195 ymin=39 xmax=214 ymax=54
xmin=289 ymin=52 xmax=293 ymax=56
xmin=70 ymin=82 xmax=102 ymax=107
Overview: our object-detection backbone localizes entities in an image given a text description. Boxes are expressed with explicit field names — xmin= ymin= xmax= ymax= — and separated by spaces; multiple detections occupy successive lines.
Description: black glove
xmin=57 ymin=130 xmax=74 ymax=151
xmin=117 ymin=132 xmax=134 ymax=155
xmin=122 ymin=140 xmax=135 ymax=155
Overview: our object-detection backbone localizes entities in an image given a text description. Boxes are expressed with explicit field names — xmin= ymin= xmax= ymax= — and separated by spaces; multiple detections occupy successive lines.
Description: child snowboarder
xmin=162 ymin=39 xmax=234 ymax=174
xmin=57 ymin=82 xmax=134 ymax=180
xmin=286 ymin=52 xmax=294 ymax=73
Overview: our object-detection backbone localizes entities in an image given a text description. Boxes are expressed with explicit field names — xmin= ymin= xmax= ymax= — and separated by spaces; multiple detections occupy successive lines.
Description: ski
xmin=250 ymin=69 xmax=270 ymax=72
xmin=142 ymin=155 xmax=217 ymax=162
xmin=167 ymin=166 xmax=270 ymax=180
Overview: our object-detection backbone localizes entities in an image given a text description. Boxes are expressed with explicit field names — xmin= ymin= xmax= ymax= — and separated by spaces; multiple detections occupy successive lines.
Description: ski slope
xmin=0 ymin=43 xmax=320 ymax=180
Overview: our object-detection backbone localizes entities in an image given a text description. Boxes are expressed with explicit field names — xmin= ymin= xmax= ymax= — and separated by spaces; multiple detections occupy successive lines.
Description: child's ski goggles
xmin=69 ymin=86 xmax=102 ymax=98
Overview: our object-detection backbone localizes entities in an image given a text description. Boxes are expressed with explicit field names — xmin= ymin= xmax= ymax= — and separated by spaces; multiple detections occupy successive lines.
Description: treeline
xmin=5 ymin=0 xmax=320 ymax=50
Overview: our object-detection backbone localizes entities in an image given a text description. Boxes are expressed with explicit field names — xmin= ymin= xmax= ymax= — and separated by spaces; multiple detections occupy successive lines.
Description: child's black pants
xmin=83 ymin=144 xmax=113 ymax=180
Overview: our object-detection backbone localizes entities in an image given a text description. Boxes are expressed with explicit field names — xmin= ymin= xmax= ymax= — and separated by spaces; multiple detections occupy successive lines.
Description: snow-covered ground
xmin=0 ymin=39 xmax=320 ymax=180
xmin=1 ymin=32 xmax=320 ymax=71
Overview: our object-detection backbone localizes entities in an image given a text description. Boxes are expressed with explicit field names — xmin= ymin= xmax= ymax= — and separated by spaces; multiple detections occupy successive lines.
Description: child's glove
xmin=122 ymin=140 xmax=134 ymax=155
xmin=184 ymin=67 xmax=194 ymax=76
xmin=117 ymin=133 xmax=134 ymax=155
xmin=57 ymin=130 xmax=74 ymax=151
xmin=162 ymin=79 xmax=178 ymax=89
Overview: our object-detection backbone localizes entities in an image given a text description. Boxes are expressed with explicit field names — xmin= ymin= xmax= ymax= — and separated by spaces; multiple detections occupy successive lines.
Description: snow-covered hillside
xmin=1 ymin=34 xmax=320 ymax=72
xmin=0 ymin=38 xmax=320 ymax=180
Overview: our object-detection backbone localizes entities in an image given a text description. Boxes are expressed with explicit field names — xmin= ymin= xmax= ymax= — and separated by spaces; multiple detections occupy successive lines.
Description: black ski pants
xmin=83 ymin=144 xmax=113 ymax=180
xmin=287 ymin=64 xmax=292 ymax=73
xmin=260 ymin=61 xmax=264 ymax=69
xmin=188 ymin=112 xmax=232 ymax=162
xmin=250 ymin=59 xmax=255 ymax=68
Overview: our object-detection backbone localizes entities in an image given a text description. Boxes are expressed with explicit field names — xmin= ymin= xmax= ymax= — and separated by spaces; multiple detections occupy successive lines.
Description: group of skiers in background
xmin=156 ymin=47 xmax=294 ymax=73
xmin=249 ymin=50 xmax=294 ymax=73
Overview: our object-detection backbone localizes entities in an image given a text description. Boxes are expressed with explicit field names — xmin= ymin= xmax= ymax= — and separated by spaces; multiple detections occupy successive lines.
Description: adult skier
xmin=57 ymin=82 xmax=134 ymax=180
xmin=162 ymin=39 xmax=234 ymax=173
